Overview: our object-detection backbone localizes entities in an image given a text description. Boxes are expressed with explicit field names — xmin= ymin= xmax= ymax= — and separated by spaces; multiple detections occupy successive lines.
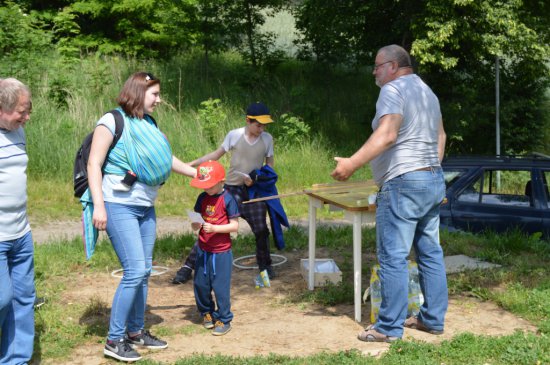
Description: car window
xmin=457 ymin=169 xmax=531 ymax=207
xmin=443 ymin=169 xmax=467 ymax=189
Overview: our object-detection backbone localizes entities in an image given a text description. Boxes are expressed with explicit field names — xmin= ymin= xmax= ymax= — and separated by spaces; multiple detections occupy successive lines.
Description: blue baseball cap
xmin=246 ymin=102 xmax=273 ymax=124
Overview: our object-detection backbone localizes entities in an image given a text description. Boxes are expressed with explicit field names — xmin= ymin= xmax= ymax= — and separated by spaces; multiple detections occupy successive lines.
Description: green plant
xmin=277 ymin=113 xmax=311 ymax=147
xmin=197 ymin=98 xmax=228 ymax=146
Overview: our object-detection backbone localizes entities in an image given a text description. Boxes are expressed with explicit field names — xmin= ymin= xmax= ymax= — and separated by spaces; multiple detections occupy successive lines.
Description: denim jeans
xmin=194 ymin=246 xmax=233 ymax=324
xmin=105 ymin=202 xmax=156 ymax=340
xmin=374 ymin=168 xmax=448 ymax=338
xmin=0 ymin=231 xmax=35 ymax=365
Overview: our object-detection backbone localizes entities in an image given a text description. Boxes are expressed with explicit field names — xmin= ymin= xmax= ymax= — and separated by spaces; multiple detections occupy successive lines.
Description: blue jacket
xmin=248 ymin=165 xmax=289 ymax=250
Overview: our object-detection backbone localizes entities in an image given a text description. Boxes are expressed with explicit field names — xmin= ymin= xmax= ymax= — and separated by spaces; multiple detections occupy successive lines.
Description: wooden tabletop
xmin=303 ymin=180 xmax=379 ymax=211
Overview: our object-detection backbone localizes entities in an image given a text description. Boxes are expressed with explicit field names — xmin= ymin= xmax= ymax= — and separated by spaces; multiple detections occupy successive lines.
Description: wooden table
xmin=304 ymin=180 xmax=378 ymax=323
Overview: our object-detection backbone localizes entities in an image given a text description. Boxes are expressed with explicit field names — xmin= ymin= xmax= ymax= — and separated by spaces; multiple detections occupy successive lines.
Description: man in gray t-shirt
xmin=331 ymin=45 xmax=448 ymax=343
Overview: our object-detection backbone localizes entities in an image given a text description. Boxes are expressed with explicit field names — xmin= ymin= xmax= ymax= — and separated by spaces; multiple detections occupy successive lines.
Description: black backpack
xmin=73 ymin=109 xmax=157 ymax=198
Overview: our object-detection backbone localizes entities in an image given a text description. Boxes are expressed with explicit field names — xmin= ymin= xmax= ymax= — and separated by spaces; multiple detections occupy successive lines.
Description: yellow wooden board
xmin=304 ymin=180 xmax=378 ymax=211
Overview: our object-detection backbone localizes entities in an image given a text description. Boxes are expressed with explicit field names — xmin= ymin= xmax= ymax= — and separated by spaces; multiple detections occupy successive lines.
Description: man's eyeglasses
xmin=373 ymin=60 xmax=393 ymax=71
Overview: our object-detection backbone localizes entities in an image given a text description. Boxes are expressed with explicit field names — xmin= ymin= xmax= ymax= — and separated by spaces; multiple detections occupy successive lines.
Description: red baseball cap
xmin=190 ymin=160 xmax=226 ymax=189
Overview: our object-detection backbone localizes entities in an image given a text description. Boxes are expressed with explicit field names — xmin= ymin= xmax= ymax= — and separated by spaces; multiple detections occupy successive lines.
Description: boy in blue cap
xmin=173 ymin=102 xmax=279 ymax=284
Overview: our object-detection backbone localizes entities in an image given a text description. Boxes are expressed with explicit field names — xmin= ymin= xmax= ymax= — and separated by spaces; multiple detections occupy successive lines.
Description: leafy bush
xmin=198 ymin=98 xmax=228 ymax=147
xmin=0 ymin=2 xmax=51 ymax=82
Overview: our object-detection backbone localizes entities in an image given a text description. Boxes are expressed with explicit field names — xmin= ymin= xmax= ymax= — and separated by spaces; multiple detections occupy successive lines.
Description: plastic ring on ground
xmin=232 ymin=254 xmax=287 ymax=269
xmin=110 ymin=265 xmax=170 ymax=278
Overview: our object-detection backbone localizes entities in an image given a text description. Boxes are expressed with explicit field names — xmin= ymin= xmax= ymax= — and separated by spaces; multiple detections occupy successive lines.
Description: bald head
xmin=377 ymin=45 xmax=412 ymax=69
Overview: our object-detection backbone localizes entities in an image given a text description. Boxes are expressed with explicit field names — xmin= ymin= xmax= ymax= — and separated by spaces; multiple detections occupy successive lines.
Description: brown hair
xmin=116 ymin=72 xmax=160 ymax=119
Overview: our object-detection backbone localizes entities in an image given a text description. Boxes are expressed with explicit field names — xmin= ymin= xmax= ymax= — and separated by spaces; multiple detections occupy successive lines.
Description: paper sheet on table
xmin=186 ymin=210 xmax=205 ymax=224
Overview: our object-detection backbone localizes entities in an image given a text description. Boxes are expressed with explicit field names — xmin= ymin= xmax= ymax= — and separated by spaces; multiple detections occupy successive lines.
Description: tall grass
xmin=25 ymin=51 xmax=376 ymax=221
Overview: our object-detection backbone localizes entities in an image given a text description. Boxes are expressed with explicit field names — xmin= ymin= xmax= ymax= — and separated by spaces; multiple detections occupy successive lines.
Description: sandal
xmin=404 ymin=316 xmax=444 ymax=335
xmin=357 ymin=325 xmax=398 ymax=343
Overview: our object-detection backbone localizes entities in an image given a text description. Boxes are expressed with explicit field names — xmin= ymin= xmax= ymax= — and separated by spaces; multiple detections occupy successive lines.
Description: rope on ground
xmin=232 ymin=254 xmax=287 ymax=269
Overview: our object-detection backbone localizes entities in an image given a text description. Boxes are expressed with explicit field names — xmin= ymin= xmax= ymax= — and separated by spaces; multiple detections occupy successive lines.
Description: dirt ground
xmin=33 ymin=219 xmax=537 ymax=364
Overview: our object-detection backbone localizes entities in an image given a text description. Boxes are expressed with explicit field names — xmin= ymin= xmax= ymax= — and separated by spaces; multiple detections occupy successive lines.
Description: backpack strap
xmin=108 ymin=109 xmax=125 ymax=148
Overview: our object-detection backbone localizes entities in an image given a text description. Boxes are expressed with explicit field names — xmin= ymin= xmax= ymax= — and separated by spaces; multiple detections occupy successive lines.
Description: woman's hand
xmin=92 ymin=205 xmax=107 ymax=231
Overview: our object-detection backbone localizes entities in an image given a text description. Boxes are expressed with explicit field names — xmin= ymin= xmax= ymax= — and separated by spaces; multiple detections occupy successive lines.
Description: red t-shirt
xmin=194 ymin=190 xmax=240 ymax=253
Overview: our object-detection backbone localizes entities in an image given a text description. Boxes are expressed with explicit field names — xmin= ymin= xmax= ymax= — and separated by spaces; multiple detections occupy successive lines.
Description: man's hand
xmin=331 ymin=157 xmax=357 ymax=181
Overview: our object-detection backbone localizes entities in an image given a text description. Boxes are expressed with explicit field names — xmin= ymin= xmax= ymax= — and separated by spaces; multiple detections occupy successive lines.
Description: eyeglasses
xmin=373 ymin=60 xmax=393 ymax=71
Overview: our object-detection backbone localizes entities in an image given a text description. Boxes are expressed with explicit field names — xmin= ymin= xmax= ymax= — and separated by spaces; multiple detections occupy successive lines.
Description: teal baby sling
xmin=81 ymin=109 xmax=172 ymax=259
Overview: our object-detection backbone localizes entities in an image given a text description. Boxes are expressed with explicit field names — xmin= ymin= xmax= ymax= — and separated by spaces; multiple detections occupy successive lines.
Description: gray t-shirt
xmin=221 ymin=127 xmax=274 ymax=186
xmin=0 ymin=127 xmax=31 ymax=240
xmin=370 ymin=74 xmax=442 ymax=186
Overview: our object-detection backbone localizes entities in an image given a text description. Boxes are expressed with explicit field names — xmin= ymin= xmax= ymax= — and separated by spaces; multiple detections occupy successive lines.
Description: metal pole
xmin=496 ymin=56 xmax=500 ymax=156
xmin=496 ymin=56 xmax=501 ymax=189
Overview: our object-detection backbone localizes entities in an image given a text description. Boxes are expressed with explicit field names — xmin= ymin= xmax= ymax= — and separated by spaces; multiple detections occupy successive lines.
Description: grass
xmin=31 ymin=227 xmax=550 ymax=364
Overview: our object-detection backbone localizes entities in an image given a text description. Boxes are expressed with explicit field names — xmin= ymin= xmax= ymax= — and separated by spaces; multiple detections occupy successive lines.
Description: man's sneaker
xmin=104 ymin=338 xmax=142 ymax=362
xmin=172 ymin=266 xmax=192 ymax=284
xmin=203 ymin=313 xmax=214 ymax=329
xmin=127 ymin=330 xmax=168 ymax=349
xmin=212 ymin=321 xmax=231 ymax=336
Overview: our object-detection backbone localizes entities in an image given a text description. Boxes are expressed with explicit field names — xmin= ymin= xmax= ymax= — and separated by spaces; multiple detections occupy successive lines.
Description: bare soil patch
xmin=31 ymin=219 xmax=537 ymax=364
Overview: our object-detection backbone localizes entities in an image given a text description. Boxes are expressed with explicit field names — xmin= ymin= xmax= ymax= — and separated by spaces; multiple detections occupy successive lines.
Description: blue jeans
xmin=105 ymin=202 xmax=156 ymax=340
xmin=0 ymin=231 xmax=35 ymax=365
xmin=194 ymin=246 xmax=233 ymax=324
xmin=374 ymin=168 xmax=448 ymax=338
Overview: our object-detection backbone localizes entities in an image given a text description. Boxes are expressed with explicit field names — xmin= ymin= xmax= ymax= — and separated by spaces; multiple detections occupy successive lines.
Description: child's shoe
xmin=212 ymin=320 xmax=231 ymax=336
xmin=203 ymin=313 xmax=214 ymax=329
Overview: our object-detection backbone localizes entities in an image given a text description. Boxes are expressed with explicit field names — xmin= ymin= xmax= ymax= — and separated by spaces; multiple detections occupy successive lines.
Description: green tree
xmin=0 ymin=2 xmax=52 ymax=82
xmin=293 ymin=0 xmax=550 ymax=154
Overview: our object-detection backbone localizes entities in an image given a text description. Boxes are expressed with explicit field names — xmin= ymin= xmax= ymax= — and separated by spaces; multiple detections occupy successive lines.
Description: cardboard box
xmin=301 ymin=258 xmax=342 ymax=287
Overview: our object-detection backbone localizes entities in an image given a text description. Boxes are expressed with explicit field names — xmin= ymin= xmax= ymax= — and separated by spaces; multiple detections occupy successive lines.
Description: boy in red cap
xmin=189 ymin=160 xmax=240 ymax=336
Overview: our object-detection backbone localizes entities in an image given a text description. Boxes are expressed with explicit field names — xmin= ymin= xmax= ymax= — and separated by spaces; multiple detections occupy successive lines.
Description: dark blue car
xmin=441 ymin=155 xmax=550 ymax=238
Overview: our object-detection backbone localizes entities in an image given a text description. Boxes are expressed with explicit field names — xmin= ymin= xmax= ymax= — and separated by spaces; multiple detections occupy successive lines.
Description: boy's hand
xmin=191 ymin=222 xmax=202 ymax=231
xmin=243 ymin=175 xmax=253 ymax=186
xmin=202 ymin=223 xmax=217 ymax=233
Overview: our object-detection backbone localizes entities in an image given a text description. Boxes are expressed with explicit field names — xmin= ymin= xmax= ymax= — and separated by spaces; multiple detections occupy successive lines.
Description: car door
xmin=448 ymin=168 xmax=543 ymax=234
xmin=536 ymin=169 xmax=550 ymax=237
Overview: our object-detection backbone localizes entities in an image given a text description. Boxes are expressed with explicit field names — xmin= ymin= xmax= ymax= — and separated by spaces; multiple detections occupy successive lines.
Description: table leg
xmin=308 ymin=197 xmax=319 ymax=290
xmin=353 ymin=211 xmax=362 ymax=322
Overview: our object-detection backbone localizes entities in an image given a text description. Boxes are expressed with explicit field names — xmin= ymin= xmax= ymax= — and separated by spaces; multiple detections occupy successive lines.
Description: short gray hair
xmin=0 ymin=78 xmax=31 ymax=112
xmin=378 ymin=45 xmax=412 ymax=68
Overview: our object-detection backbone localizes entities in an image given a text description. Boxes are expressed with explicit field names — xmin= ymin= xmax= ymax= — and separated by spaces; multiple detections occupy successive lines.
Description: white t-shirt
xmin=221 ymin=127 xmax=274 ymax=186
xmin=0 ymin=127 xmax=31 ymax=240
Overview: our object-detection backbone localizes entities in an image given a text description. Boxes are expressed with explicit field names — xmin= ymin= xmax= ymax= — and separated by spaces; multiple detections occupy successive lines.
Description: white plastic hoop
xmin=110 ymin=265 xmax=170 ymax=278
xmin=232 ymin=254 xmax=287 ymax=270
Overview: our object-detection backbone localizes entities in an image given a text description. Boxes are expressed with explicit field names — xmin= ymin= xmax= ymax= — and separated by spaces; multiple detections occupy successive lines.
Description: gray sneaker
xmin=212 ymin=321 xmax=232 ymax=336
xmin=104 ymin=338 xmax=142 ymax=362
xmin=127 ymin=330 xmax=168 ymax=349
